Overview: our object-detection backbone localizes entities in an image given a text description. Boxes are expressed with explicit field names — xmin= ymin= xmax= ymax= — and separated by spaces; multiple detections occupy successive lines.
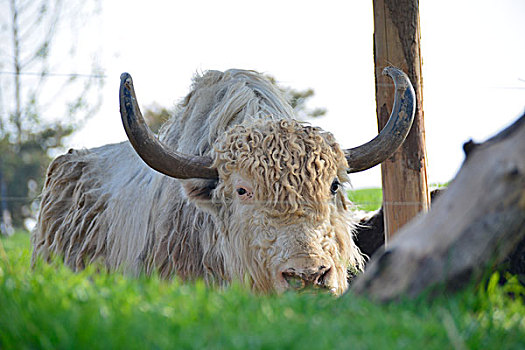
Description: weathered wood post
xmin=373 ymin=0 xmax=429 ymax=241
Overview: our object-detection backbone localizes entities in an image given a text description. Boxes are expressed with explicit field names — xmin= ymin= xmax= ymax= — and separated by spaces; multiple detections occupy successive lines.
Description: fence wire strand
xmin=0 ymin=71 xmax=106 ymax=79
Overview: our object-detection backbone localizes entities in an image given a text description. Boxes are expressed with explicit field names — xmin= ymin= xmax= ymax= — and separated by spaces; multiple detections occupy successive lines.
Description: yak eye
xmin=237 ymin=187 xmax=247 ymax=196
xmin=235 ymin=184 xmax=253 ymax=201
xmin=330 ymin=179 xmax=340 ymax=195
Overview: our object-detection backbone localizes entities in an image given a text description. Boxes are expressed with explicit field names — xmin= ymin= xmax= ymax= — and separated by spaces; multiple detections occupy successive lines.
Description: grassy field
xmin=1 ymin=189 xmax=524 ymax=349
xmin=347 ymin=188 xmax=383 ymax=212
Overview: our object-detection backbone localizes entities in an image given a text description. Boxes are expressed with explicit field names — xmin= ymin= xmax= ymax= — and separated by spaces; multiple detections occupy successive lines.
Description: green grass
xmin=347 ymin=188 xmax=383 ymax=211
xmin=346 ymin=184 xmax=450 ymax=212
xmin=1 ymin=232 xmax=524 ymax=349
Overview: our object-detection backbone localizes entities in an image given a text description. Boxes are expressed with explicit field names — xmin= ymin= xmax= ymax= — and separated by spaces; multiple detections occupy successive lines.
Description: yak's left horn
xmin=345 ymin=67 xmax=415 ymax=173
xmin=119 ymin=73 xmax=219 ymax=180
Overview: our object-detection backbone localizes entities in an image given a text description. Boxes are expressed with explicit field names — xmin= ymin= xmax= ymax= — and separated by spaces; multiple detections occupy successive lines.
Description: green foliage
xmin=267 ymin=75 xmax=327 ymax=120
xmin=0 ymin=123 xmax=75 ymax=228
xmin=1 ymin=233 xmax=524 ymax=349
xmin=143 ymin=103 xmax=172 ymax=134
xmin=285 ymin=87 xmax=327 ymax=119
xmin=346 ymin=184 xmax=450 ymax=212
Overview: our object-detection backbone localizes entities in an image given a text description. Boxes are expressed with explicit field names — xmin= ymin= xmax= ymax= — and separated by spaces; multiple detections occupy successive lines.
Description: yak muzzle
xmin=281 ymin=264 xmax=332 ymax=291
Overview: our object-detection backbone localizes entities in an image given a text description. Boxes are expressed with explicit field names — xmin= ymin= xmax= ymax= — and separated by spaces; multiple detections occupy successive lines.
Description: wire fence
xmin=0 ymin=192 xmax=429 ymax=236
xmin=0 ymin=196 xmax=387 ymax=205
xmin=1 ymin=196 xmax=40 ymax=202
xmin=0 ymin=71 xmax=106 ymax=79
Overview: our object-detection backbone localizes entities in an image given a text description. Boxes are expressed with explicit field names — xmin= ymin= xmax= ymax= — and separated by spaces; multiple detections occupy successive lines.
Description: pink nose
xmin=281 ymin=265 xmax=331 ymax=290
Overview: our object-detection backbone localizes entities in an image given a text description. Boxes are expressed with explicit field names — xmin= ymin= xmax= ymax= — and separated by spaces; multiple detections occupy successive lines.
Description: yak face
xmin=184 ymin=119 xmax=364 ymax=295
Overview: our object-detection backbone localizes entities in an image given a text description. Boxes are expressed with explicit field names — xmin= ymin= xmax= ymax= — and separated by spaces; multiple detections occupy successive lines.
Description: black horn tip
xmin=120 ymin=72 xmax=132 ymax=82
xmin=120 ymin=73 xmax=134 ymax=93
xmin=382 ymin=66 xmax=402 ymax=77
xmin=382 ymin=66 xmax=411 ymax=90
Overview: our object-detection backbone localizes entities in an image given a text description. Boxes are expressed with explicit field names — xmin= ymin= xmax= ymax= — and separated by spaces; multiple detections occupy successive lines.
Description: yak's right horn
xmin=344 ymin=67 xmax=416 ymax=173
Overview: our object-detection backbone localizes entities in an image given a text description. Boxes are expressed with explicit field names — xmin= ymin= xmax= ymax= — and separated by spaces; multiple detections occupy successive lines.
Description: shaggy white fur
xmin=32 ymin=69 xmax=364 ymax=295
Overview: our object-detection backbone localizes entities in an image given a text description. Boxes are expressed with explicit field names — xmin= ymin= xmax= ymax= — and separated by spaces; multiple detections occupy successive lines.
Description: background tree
xmin=0 ymin=0 xmax=103 ymax=233
xmin=144 ymin=103 xmax=171 ymax=134
xmin=268 ymin=75 xmax=327 ymax=120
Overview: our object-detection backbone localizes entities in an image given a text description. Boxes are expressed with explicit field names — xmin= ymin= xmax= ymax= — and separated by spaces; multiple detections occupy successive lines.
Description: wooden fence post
xmin=372 ymin=0 xmax=430 ymax=241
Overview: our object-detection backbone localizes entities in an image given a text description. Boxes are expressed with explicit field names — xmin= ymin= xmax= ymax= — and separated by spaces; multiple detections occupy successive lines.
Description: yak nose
xmin=281 ymin=265 xmax=331 ymax=290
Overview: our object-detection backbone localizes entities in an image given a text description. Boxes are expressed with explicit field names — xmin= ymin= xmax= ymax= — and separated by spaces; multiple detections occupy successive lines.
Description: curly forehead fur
xmin=214 ymin=119 xmax=349 ymax=217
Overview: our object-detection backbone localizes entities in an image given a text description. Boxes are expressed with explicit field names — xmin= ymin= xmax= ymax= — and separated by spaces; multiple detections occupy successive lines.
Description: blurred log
xmin=351 ymin=114 xmax=525 ymax=301
xmin=354 ymin=188 xmax=525 ymax=282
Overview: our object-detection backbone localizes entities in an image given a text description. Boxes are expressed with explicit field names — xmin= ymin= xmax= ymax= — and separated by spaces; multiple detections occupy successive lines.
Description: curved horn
xmin=119 ymin=73 xmax=219 ymax=179
xmin=345 ymin=67 xmax=416 ymax=173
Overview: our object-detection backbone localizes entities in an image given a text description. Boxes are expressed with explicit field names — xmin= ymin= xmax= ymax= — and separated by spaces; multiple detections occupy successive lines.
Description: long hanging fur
xmin=32 ymin=69 xmax=364 ymax=294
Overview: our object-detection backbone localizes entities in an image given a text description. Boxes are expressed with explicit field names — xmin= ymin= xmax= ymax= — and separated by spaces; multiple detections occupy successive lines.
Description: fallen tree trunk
xmin=351 ymin=114 xmax=525 ymax=302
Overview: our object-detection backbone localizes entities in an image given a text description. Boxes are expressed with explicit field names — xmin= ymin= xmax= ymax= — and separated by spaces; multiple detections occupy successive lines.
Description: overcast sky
xmin=59 ymin=0 xmax=525 ymax=188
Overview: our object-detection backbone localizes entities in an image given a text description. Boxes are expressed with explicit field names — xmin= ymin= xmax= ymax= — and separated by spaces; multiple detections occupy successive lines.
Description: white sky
xmin=64 ymin=0 xmax=525 ymax=188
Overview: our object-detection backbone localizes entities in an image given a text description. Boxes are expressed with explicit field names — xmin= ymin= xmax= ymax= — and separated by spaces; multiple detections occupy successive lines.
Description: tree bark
xmin=373 ymin=0 xmax=430 ymax=240
xmin=351 ymin=114 xmax=525 ymax=302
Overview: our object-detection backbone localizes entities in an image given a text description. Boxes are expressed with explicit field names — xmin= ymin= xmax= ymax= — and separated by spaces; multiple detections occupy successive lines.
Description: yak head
xmin=118 ymin=68 xmax=415 ymax=295
xmin=208 ymin=119 xmax=364 ymax=295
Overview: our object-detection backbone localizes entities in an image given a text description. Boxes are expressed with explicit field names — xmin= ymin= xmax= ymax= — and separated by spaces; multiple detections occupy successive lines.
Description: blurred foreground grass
xmin=0 ymin=189 xmax=524 ymax=349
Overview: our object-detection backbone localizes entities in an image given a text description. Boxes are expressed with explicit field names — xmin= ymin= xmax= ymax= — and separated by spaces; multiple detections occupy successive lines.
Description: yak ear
xmin=181 ymin=178 xmax=218 ymax=202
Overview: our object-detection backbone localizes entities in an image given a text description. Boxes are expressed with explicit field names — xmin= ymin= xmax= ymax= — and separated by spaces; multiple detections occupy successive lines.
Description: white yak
xmin=32 ymin=67 xmax=414 ymax=295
